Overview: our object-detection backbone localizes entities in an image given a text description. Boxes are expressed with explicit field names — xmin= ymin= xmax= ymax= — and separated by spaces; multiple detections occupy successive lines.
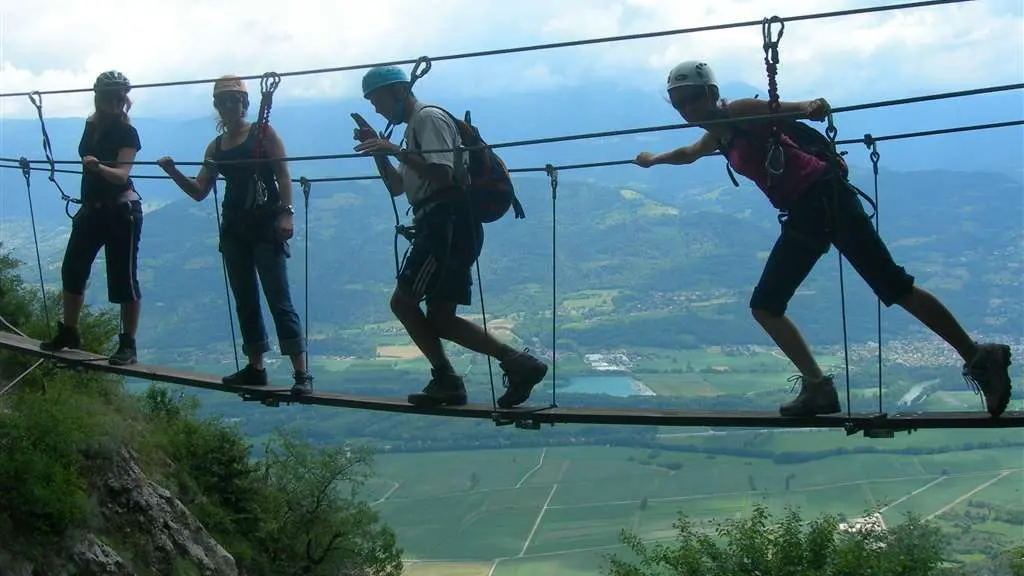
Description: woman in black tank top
xmin=157 ymin=75 xmax=313 ymax=396
xmin=40 ymin=70 xmax=145 ymax=368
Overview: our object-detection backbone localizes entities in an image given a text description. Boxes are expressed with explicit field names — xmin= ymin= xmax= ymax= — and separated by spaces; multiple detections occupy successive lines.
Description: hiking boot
xmin=39 ymin=321 xmax=80 ymax=352
xmin=109 ymin=334 xmax=137 ymax=366
xmin=291 ymin=370 xmax=314 ymax=396
xmin=222 ymin=364 xmax=268 ymax=388
xmin=962 ymin=343 xmax=1013 ymax=418
xmin=779 ymin=374 xmax=842 ymax=417
xmin=497 ymin=348 xmax=548 ymax=409
xmin=408 ymin=369 xmax=467 ymax=407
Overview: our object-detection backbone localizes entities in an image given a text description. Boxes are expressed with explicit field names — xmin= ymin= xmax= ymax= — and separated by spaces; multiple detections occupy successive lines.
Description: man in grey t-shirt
xmin=353 ymin=65 xmax=547 ymax=410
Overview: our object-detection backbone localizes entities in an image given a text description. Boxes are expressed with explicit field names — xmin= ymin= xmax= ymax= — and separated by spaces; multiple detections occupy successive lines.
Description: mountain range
xmin=0 ymin=80 xmax=1020 ymax=361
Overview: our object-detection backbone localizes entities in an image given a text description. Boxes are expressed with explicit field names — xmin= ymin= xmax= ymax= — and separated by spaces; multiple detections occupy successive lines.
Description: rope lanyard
xmin=28 ymin=92 xmax=79 ymax=219
xmin=762 ymin=16 xmax=786 ymax=182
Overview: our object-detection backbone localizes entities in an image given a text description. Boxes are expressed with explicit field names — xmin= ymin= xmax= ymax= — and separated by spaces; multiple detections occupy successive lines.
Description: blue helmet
xmin=362 ymin=66 xmax=409 ymax=98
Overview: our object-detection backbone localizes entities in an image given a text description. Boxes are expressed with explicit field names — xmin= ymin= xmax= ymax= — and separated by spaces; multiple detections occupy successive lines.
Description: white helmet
xmin=666 ymin=61 xmax=717 ymax=91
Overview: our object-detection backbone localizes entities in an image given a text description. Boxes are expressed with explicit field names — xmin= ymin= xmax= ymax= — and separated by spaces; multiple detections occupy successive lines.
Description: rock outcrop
xmin=1 ymin=447 xmax=237 ymax=576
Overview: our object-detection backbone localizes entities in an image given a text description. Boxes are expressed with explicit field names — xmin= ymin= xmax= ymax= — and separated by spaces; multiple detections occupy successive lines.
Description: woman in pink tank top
xmin=631 ymin=60 xmax=1013 ymax=420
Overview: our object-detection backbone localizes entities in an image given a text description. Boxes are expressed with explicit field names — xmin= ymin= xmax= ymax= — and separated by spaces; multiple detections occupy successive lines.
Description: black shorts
xmin=61 ymin=201 xmax=143 ymax=304
xmin=750 ymin=173 xmax=915 ymax=316
xmin=398 ymin=199 xmax=484 ymax=306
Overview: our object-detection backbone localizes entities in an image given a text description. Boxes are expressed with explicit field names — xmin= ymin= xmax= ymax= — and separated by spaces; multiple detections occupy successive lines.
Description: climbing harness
xmin=545 ymin=164 xmax=559 ymax=409
xmin=28 ymin=92 xmax=80 ymax=219
xmin=17 ymin=158 xmax=52 ymax=338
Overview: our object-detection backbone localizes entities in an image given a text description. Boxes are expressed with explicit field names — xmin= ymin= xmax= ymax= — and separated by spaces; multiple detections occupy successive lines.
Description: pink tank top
xmin=721 ymin=125 xmax=828 ymax=209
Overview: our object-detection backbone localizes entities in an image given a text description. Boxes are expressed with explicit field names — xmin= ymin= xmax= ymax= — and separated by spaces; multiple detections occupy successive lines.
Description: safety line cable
xmin=4 ymin=118 xmax=1020 ymax=184
xmin=12 ymin=83 xmax=1022 ymax=169
xmin=0 ymin=0 xmax=972 ymax=99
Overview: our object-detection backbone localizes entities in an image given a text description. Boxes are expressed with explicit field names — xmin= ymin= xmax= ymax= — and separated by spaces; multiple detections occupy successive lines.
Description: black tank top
xmin=210 ymin=123 xmax=280 ymax=216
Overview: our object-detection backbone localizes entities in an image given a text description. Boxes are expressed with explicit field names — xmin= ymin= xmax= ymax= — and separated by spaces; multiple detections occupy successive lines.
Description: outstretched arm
xmin=726 ymin=97 xmax=831 ymax=121
xmin=158 ymin=140 xmax=219 ymax=202
xmin=635 ymin=131 xmax=721 ymax=167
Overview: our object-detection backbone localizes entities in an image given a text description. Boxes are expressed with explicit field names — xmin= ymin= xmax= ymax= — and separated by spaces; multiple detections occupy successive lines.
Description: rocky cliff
xmin=1 ymin=447 xmax=237 ymax=576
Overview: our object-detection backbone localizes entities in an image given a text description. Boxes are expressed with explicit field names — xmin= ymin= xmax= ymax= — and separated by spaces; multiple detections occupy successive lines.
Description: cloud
xmin=0 ymin=0 xmax=1020 ymax=119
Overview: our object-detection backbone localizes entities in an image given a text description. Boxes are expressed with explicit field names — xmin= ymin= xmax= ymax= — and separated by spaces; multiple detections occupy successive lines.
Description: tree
xmin=251 ymin=428 xmax=404 ymax=576
xmin=605 ymin=503 xmax=949 ymax=576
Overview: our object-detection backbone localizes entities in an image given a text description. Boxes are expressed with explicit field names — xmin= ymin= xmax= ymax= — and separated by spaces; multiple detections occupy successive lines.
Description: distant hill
xmin=1 ymin=80 xmax=1021 ymax=229
xmin=1 ymin=162 xmax=1018 ymax=360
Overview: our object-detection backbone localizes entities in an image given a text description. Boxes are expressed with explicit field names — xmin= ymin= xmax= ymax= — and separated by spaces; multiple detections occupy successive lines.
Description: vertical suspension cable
xmin=823 ymin=117 xmax=853 ymax=418
xmin=17 ymin=158 xmax=52 ymax=338
xmin=864 ymin=134 xmax=883 ymax=413
xmin=475 ymin=250 xmax=498 ymax=411
xmin=211 ymin=178 xmax=239 ymax=372
xmin=545 ymin=164 xmax=559 ymax=408
xmin=300 ymin=177 xmax=311 ymax=356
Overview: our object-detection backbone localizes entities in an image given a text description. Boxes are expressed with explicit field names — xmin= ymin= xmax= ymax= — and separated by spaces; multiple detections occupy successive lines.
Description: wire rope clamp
xmin=544 ymin=164 xmax=558 ymax=199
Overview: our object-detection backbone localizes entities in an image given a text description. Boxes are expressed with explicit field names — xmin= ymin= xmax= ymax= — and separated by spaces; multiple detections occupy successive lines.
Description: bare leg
xmin=248 ymin=352 xmax=264 ymax=370
xmin=288 ymin=352 xmax=307 ymax=373
xmin=62 ymin=292 xmax=85 ymax=328
xmin=390 ymin=288 xmax=452 ymax=370
xmin=120 ymin=300 xmax=141 ymax=338
xmin=896 ymin=286 xmax=977 ymax=363
xmin=427 ymin=301 xmax=516 ymax=360
xmin=752 ymin=308 xmax=824 ymax=380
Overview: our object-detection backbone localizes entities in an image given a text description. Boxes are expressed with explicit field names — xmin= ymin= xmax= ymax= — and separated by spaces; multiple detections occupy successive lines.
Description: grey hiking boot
xmin=408 ymin=369 xmax=467 ymax=407
xmin=39 ymin=321 xmax=80 ymax=352
xmin=498 ymin=348 xmax=548 ymax=409
xmin=779 ymin=374 xmax=842 ymax=417
xmin=109 ymin=334 xmax=137 ymax=366
xmin=222 ymin=364 xmax=268 ymax=388
xmin=291 ymin=370 xmax=314 ymax=396
xmin=962 ymin=343 xmax=1013 ymax=417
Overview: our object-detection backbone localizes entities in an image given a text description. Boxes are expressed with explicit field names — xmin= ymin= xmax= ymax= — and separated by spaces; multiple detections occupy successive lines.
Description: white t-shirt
xmin=399 ymin=103 xmax=468 ymax=208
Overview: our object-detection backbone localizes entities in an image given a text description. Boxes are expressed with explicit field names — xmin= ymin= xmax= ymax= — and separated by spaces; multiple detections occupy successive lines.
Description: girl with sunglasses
xmin=41 ymin=70 xmax=144 ymax=367
xmin=157 ymin=75 xmax=313 ymax=396
xmin=632 ymin=60 xmax=1012 ymax=419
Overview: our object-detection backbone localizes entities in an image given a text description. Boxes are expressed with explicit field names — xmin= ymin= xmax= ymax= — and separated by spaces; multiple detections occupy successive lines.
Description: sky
xmin=0 ymin=0 xmax=1022 ymax=120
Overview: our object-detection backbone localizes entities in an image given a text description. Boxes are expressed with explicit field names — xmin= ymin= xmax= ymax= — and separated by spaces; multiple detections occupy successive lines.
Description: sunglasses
xmin=669 ymin=86 xmax=710 ymax=110
xmin=214 ymin=92 xmax=245 ymax=107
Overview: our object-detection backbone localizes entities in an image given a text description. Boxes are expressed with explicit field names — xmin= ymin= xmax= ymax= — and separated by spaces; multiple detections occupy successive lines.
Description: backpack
xmin=411 ymin=105 xmax=526 ymax=224
xmin=721 ymin=118 xmax=876 ymax=215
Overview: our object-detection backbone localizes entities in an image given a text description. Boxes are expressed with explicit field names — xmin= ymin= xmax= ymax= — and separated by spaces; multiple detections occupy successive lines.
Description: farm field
xmin=369 ymin=444 xmax=1023 ymax=574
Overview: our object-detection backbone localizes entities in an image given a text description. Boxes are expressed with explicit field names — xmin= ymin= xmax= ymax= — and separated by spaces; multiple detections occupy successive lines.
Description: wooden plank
xmin=1 ymin=330 xmax=1021 ymax=431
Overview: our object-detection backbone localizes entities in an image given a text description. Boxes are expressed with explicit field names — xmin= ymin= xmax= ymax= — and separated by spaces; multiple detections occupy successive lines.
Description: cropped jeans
xmin=219 ymin=224 xmax=305 ymax=358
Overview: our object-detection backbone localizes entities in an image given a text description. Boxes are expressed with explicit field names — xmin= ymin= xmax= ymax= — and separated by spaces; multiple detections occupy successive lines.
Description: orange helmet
xmin=213 ymin=75 xmax=248 ymax=95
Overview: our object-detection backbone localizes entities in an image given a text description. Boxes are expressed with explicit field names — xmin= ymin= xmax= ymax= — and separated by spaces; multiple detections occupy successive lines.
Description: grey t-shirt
xmin=399 ymin=103 xmax=468 ymax=209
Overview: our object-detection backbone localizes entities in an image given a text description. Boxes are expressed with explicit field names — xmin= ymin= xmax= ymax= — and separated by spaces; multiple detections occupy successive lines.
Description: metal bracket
xmin=843 ymin=412 xmax=916 ymax=438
